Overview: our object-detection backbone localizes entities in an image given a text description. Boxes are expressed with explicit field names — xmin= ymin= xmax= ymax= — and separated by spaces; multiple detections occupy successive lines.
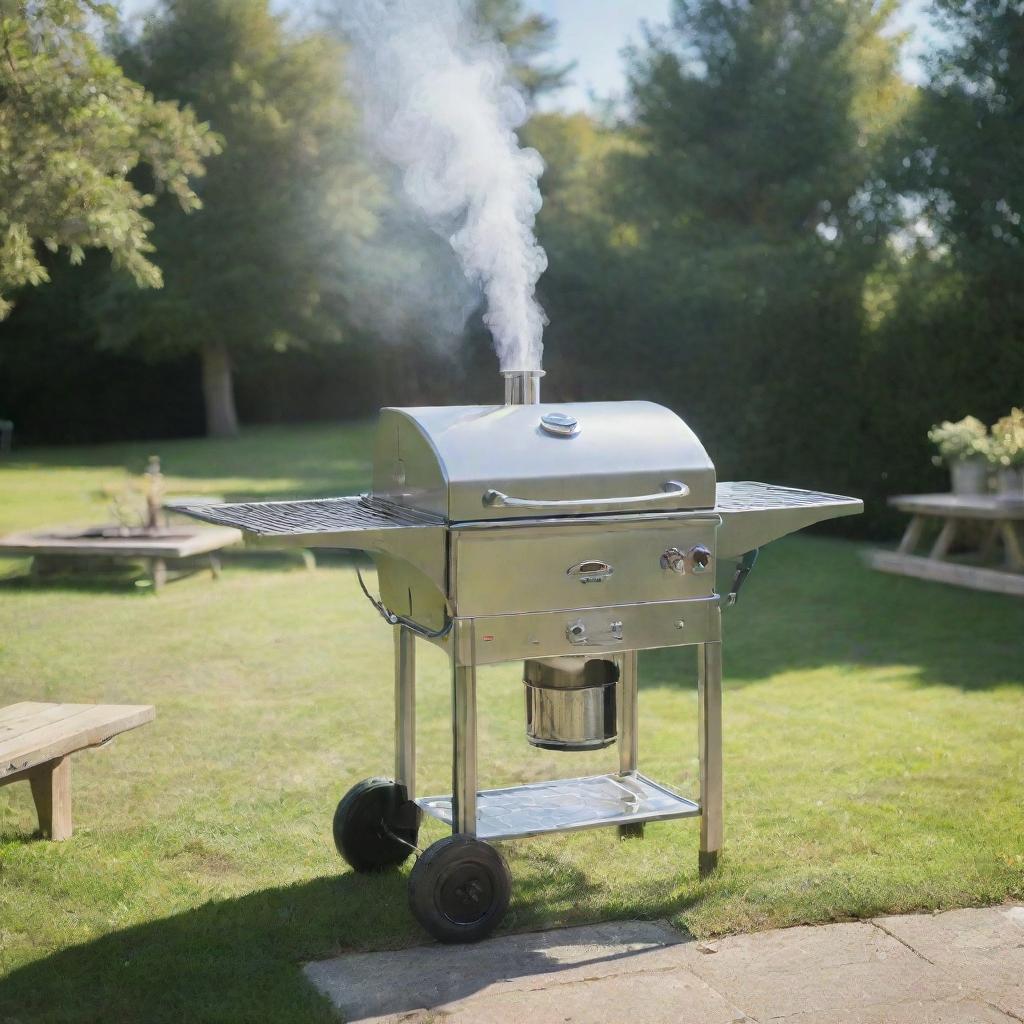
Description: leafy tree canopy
xmin=899 ymin=1 xmax=1024 ymax=280
xmin=623 ymin=0 xmax=910 ymax=255
xmin=475 ymin=0 xmax=572 ymax=97
xmin=550 ymin=0 xmax=913 ymax=496
xmin=0 ymin=0 xmax=218 ymax=318
xmin=98 ymin=0 xmax=378 ymax=436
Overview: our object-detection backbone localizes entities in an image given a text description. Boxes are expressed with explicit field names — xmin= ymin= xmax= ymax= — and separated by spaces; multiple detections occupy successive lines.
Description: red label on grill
xmin=482 ymin=634 xmax=495 ymax=642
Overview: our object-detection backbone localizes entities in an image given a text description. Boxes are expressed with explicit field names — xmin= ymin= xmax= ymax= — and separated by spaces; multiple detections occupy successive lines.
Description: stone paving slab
xmin=681 ymin=920 xmax=965 ymax=1021
xmin=875 ymin=905 xmax=1024 ymax=1020
xmin=303 ymin=921 xmax=700 ymax=1024
xmin=771 ymin=999 xmax=1012 ymax=1023
xmin=437 ymin=969 xmax=749 ymax=1024
xmin=304 ymin=905 xmax=1024 ymax=1023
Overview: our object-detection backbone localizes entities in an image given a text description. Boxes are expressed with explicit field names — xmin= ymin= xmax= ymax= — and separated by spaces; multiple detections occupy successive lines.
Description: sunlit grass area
xmin=0 ymin=421 xmax=377 ymax=536
xmin=1 ymin=423 xmax=1021 ymax=1023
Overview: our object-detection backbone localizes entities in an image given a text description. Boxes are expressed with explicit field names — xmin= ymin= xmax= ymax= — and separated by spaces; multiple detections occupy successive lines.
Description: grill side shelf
xmin=715 ymin=481 xmax=863 ymax=557
xmin=169 ymin=496 xmax=448 ymax=592
xmin=168 ymin=496 xmax=433 ymax=536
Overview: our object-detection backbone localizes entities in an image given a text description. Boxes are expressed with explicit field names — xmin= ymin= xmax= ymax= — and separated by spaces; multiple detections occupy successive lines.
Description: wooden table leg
xmin=897 ymin=515 xmax=926 ymax=555
xmin=930 ymin=518 xmax=959 ymax=560
xmin=999 ymin=521 xmax=1024 ymax=571
xmin=979 ymin=522 xmax=1000 ymax=561
xmin=209 ymin=554 xmax=222 ymax=580
xmin=29 ymin=756 xmax=72 ymax=841
xmin=149 ymin=557 xmax=167 ymax=593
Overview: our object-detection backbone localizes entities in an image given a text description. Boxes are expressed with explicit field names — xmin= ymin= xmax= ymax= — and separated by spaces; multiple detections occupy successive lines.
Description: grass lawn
xmin=0 ymin=422 xmax=1022 ymax=1023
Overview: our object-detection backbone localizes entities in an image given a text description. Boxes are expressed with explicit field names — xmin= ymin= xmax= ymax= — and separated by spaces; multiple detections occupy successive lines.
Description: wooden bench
xmin=0 ymin=702 xmax=155 ymax=840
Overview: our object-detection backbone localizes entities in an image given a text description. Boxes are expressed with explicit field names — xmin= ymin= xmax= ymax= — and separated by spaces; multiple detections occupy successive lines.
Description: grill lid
xmin=372 ymin=401 xmax=716 ymax=522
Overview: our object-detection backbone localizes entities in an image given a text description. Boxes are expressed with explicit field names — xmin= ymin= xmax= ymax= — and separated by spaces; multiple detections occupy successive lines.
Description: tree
xmin=598 ymin=0 xmax=910 ymax=495
xmin=98 ymin=0 xmax=377 ymax=437
xmin=852 ymin=0 xmax=1024 ymax=518
xmin=475 ymin=0 xmax=572 ymax=98
xmin=892 ymin=2 xmax=1024 ymax=352
xmin=0 ymin=0 xmax=218 ymax=318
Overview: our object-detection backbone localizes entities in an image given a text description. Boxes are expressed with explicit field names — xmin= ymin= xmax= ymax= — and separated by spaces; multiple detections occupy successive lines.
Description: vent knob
xmin=540 ymin=411 xmax=580 ymax=437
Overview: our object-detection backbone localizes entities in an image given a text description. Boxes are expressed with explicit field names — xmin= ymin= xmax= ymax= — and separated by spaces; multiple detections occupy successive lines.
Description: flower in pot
xmin=927 ymin=416 xmax=990 ymax=494
xmin=988 ymin=407 xmax=1024 ymax=503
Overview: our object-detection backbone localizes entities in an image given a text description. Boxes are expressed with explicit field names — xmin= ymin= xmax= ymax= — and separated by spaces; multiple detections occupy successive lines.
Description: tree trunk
xmin=200 ymin=341 xmax=239 ymax=438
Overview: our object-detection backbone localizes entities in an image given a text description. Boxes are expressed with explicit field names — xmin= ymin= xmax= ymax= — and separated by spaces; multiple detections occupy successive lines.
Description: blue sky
xmin=535 ymin=0 xmax=939 ymax=111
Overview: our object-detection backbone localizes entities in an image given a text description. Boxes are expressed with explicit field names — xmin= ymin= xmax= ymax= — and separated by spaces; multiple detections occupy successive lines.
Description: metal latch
xmin=566 ymin=618 xmax=624 ymax=645
xmin=726 ymin=549 xmax=759 ymax=607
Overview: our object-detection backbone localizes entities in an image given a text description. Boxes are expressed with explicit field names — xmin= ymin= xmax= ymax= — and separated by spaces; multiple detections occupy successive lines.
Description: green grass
xmin=0 ymin=422 xmax=1022 ymax=1023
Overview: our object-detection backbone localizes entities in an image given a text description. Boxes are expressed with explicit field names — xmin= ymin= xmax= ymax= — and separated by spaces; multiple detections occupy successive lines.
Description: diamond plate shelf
xmin=417 ymin=772 xmax=700 ymax=841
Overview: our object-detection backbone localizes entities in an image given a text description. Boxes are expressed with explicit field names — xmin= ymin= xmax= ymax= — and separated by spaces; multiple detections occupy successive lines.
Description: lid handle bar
xmin=483 ymin=480 xmax=689 ymax=509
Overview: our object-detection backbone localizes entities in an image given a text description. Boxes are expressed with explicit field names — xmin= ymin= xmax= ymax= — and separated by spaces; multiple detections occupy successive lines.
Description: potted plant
xmin=988 ymin=407 xmax=1024 ymax=504
xmin=928 ymin=416 xmax=990 ymax=494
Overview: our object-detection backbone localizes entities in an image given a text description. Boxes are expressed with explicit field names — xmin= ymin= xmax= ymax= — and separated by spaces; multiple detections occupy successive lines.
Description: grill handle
xmin=483 ymin=480 xmax=689 ymax=509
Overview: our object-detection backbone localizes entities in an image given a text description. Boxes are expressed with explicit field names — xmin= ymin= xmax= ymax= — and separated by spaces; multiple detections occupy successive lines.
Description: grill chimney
xmin=503 ymin=369 xmax=544 ymax=405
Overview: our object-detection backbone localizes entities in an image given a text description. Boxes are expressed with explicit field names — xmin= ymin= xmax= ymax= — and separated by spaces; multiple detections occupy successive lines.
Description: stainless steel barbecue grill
xmin=176 ymin=368 xmax=862 ymax=943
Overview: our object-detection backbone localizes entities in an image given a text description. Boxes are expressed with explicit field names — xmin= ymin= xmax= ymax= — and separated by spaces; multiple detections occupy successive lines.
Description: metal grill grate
xmin=168 ymin=496 xmax=434 ymax=536
xmin=714 ymin=481 xmax=853 ymax=514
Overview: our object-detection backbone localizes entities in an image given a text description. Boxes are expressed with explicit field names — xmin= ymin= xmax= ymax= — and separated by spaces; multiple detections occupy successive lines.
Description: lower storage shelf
xmin=417 ymin=772 xmax=700 ymax=841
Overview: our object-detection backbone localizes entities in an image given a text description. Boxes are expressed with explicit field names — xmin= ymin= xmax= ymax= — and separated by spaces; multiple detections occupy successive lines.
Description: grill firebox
xmin=174 ymin=375 xmax=862 ymax=943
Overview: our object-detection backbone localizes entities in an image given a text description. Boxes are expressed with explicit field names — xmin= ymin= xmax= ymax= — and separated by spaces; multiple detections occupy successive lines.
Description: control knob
xmin=661 ymin=547 xmax=686 ymax=573
xmin=661 ymin=545 xmax=713 ymax=574
xmin=688 ymin=545 xmax=713 ymax=574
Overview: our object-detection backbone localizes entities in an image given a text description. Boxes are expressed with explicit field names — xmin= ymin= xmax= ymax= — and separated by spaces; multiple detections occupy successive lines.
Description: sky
xmin=535 ymin=0 xmax=939 ymax=112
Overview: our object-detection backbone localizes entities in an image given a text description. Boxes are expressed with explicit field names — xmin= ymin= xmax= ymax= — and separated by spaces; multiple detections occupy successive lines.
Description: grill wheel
xmin=332 ymin=777 xmax=419 ymax=872
xmin=408 ymin=835 xmax=511 ymax=943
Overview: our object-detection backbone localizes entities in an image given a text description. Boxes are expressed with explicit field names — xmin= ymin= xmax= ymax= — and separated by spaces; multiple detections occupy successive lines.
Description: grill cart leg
xmin=617 ymin=650 xmax=644 ymax=839
xmin=331 ymin=624 xmax=421 ymax=873
xmin=394 ymin=625 xmax=416 ymax=801
xmin=698 ymin=632 xmax=724 ymax=877
xmin=451 ymin=645 xmax=478 ymax=837
xmin=409 ymin=633 xmax=508 ymax=944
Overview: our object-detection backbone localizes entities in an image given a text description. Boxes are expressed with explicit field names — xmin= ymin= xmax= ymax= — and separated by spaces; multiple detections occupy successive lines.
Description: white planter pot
xmin=996 ymin=467 xmax=1024 ymax=505
xmin=950 ymin=458 xmax=989 ymax=495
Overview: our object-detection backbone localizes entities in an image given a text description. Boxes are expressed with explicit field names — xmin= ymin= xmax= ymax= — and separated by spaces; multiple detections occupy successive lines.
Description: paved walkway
xmin=304 ymin=904 xmax=1024 ymax=1023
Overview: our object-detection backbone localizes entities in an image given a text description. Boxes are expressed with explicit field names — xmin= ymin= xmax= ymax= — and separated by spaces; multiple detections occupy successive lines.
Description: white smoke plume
xmin=339 ymin=0 xmax=548 ymax=371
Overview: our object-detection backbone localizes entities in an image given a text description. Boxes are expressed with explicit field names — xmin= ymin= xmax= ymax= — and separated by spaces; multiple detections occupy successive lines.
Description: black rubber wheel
xmin=408 ymin=835 xmax=511 ymax=943
xmin=333 ymin=777 xmax=419 ymax=873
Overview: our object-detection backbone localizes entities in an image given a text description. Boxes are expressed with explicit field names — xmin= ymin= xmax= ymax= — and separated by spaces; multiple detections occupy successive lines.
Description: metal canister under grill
xmin=524 ymin=655 xmax=618 ymax=751
xmin=173 ymin=366 xmax=863 ymax=944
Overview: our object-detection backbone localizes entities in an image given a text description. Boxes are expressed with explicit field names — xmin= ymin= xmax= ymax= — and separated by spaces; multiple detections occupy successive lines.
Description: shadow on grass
xmin=0 ymin=858 xmax=701 ymax=1024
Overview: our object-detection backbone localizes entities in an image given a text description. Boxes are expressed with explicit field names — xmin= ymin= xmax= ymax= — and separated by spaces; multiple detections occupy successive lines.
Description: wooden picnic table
xmin=0 ymin=524 xmax=242 ymax=591
xmin=866 ymin=493 xmax=1024 ymax=596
